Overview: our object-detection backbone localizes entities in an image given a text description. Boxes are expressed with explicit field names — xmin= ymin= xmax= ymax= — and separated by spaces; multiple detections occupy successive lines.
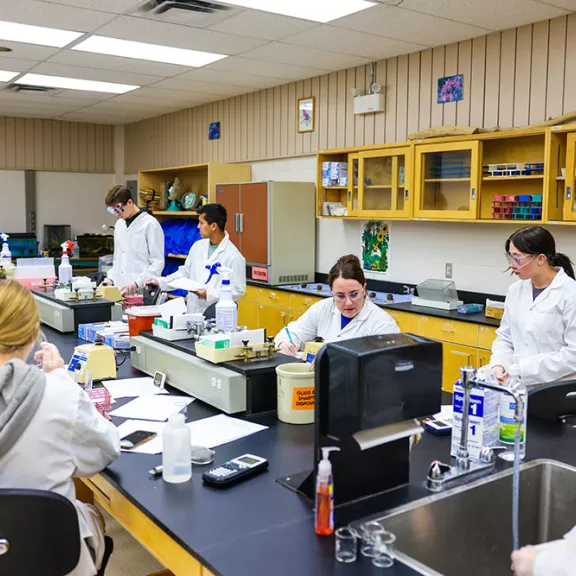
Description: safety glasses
xmin=332 ymin=290 xmax=364 ymax=303
xmin=505 ymin=252 xmax=536 ymax=269
xmin=107 ymin=202 xmax=125 ymax=215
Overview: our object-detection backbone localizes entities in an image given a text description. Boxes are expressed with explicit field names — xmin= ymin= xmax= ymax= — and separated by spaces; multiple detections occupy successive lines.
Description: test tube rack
xmin=484 ymin=162 xmax=544 ymax=177
xmin=491 ymin=195 xmax=543 ymax=220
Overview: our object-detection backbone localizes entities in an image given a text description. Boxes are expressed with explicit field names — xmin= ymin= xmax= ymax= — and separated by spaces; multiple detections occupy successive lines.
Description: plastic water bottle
xmin=498 ymin=364 xmax=527 ymax=461
xmin=162 ymin=413 xmax=192 ymax=483
xmin=215 ymin=271 xmax=237 ymax=332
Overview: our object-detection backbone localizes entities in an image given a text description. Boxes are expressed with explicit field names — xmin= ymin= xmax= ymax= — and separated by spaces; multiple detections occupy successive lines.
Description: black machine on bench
xmin=278 ymin=333 xmax=442 ymax=506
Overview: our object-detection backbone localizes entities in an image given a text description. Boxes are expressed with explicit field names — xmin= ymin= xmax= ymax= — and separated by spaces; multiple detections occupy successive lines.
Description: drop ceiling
xmin=0 ymin=0 xmax=574 ymax=124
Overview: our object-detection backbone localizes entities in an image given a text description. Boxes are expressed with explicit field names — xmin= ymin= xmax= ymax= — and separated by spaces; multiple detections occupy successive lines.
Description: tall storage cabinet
xmin=215 ymin=181 xmax=316 ymax=285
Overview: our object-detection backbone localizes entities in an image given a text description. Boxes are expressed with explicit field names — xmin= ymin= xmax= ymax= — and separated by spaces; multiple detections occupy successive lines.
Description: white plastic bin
xmin=275 ymin=363 xmax=315 ymax=424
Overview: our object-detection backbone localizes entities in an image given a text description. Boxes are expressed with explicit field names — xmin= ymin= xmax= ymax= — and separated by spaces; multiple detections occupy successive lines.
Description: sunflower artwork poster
xmin=361 ymin=221 xmax=391 ymax=280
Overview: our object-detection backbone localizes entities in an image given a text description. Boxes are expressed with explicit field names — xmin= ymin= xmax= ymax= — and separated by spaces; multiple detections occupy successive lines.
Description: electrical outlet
xmin=445 ymin=263 xmax=453 ymax=279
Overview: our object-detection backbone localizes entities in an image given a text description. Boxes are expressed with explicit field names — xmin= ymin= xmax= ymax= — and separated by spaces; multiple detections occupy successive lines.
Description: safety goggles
xmin=505 ymin=252 xmax=536 ymax=269
xmin=107 ymin=202 xmax=125 ymax=215
xmin=332 ymin=290 xmax=364 ymax=303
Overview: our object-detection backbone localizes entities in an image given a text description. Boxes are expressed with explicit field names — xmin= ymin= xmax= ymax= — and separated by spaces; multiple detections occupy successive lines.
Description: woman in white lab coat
xmin=0 ymin=281 xmax=120 ymax=576
xmin=100 ymin=184 xmax=165 ymax=296
xmin=147 ymin=203 xmax=246 ymax=314
xmin=275 ymin=254 xmax=399 ymax=356
xmin=491 ymin=226 xmax=576 ymax=388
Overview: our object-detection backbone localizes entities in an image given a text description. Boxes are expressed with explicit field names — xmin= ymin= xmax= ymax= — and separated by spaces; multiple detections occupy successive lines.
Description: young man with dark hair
xmin=100 ymin=185 xmax=164 ymax=296
xmin=146 ymin=203 xmax=246 ymax=314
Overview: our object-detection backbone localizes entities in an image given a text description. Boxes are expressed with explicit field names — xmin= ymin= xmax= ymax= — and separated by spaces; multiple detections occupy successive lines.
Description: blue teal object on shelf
xmin=167 ymin=199 xmax=181 ymax=211
xmin=457 ymin=303 xmax=485 ymax=315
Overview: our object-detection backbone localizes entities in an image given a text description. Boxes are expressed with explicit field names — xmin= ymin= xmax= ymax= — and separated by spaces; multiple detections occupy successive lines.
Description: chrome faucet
xmin=427 ymin=366 xmax=524 ymax=492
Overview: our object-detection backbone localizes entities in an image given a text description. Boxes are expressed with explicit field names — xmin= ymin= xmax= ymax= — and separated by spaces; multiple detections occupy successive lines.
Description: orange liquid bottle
xmin=314 ymin=447 xmax=340 ymax=536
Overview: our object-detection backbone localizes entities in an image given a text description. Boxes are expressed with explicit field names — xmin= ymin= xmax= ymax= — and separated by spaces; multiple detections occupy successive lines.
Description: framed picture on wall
xmin=298 ymin=96 xmax=315 ymax=133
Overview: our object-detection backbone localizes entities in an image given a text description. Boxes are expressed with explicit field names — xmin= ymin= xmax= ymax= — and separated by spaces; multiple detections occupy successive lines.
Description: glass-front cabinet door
xmin=414 ymin=141 xmax=480 ymax=220
xmin=347 ymin=153 xmax=360 ymax=216
xmin=358 ymin=146 xmax=411 ymax=219
xmin=563 ymin=133 xmax=576 ymax=221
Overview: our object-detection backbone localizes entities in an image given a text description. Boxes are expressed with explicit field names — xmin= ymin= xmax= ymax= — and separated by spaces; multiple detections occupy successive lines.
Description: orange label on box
xmin=292 ymin=387 xmax=315 ymax=410
xmin=251 ymin=267 xmax=269 ymax=281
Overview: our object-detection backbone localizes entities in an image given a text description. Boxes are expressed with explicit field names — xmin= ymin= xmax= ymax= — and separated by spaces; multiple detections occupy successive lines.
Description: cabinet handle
xmin=348 ymin=191 xmax=352 ymax=202
xmin=567 ymin=186 xmax=572 ymax=201
xmin=234 ymin=214 xmax=240 ymax=232
xmin=471 ymin=187 xmax=476 ymax=201
xmin=302 ymin=302 xmax=310 ymax=308
xmin=405 ymin=189 xmax=409 ymax=201
xmin=238 ymin=213 xmax=244 ymax=233
xmin=440 ymin=327 xmax=455 ymax=333
xmin=450 ymin=350 xmax=469 ymax=357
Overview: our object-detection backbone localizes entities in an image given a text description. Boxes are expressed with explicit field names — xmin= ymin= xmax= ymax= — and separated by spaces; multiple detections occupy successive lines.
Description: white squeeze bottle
xmin=162 ymin=412 xmax=192 ymax=483
xmin=215 ymin=270 xmax=237 ymax=332
xmin=498 ymin=364 xmax=528 ymax=461
xmin=0 ymin=233 xmax=11 ymax=263
xmin=58 ymin=241 xmax=73 ymax=284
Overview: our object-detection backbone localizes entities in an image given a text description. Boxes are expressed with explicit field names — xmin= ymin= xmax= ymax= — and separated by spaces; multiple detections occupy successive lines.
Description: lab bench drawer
xmin=257 ymin=288 xmax=291 ymax=309
xmin=478 ymin=325 xmax=498 ymax=350
xmin=418 ymin=315 xmax=478 ymax=347
xmin=289 ymin=293 xmax=323 ymax=313
xmin=387 ymin=310 xmax=419 ymax=333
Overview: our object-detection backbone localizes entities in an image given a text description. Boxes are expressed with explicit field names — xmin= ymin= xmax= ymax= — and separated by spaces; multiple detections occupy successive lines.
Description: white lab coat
xmin=0 ymin=368 xmax=120 ymax=576
xmin=160 ymin=231 xmax=246 ymax=314
xmin=491 ymin=268 xmax=576 ymax=388
xmin=274 ymin=297 xmax=399 ymax=348
xmin=107 ymin=211 xmax=165 ymax=289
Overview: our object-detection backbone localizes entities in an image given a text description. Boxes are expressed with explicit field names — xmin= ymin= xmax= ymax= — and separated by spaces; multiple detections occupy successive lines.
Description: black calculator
xmin=202 ymin=454 xmax=269 ymax=487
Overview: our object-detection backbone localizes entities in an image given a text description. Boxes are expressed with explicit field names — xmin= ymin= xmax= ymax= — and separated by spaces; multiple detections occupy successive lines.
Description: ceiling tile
xmin=208 ymin=56 xmax=329 ymax=81
xmin=0 ymin=108 xmax=58 ymax=118
xmin=151 ymin=77 xmax=248 ymax=96
xmin=537 ymin=0 xmax=576 ymax=9
xmin=89 ymin=99 xmax=181 ymax=113
xmin=96 ymin=15 xmax=268 ymax=55
xmin=240 ymin=42 xmax=370 ymax=71
xmin=1 ymin=0 xmax=117 ymax=32
xmin=284 ymin=25 xmax=426 ymax=59
xmin=59 ymin=110 xmax=141 ymax=123
xmin=47 ymin=50 xmax=187 ymax=78
xmin=401 ymin=0 xmax=569 ymax=30
xmin=178 ymin=68 xmax=286 ymax=89
xmin=31 ymin=62 xmax=164 ymax=86
xmin=0 ymin=95 xmax=82 ymax=112
xmin=0 ymin=56 xmax=39 ymax=73
xmin=0 ymin=41 xmax=60 ymax=62
xmin=51 ymin=89 xmax=115 ymax=102
xmin=331 ymin=4 xmax=490 ymax=46
xmin=110 ymin=93 xmax=186 ymax=108
xmin=207 ymin=11 xmax=317 ymax=41
xmin=41 ymin=0 xmax=142 ymax=13
xmin=128 ymin=86 xmax=209 ymax=102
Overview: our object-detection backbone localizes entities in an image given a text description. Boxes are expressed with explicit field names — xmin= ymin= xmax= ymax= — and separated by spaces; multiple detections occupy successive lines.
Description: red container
xmin=126 ymin=306 xmax=161 ymax=337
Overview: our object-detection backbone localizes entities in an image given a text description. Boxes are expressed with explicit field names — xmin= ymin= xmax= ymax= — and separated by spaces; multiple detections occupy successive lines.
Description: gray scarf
xmin=0 ymin=359 xmax=46 ymax=459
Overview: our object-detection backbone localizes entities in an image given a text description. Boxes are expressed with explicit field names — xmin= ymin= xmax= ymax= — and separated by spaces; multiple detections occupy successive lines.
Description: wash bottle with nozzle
xmin=0 ymin=233 xmax=11 ymax=263
xmin=315 ymin=446 xmax=340 ymax=536
xmin=58 ymin=240 xmax=74 ymax=284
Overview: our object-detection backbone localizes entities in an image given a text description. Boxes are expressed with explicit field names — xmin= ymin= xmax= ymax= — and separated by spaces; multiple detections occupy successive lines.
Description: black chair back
xmin=528 ymin=379 xmax=576 ymax=422
xmin=0 ymin=489 xmax=81 ymax=576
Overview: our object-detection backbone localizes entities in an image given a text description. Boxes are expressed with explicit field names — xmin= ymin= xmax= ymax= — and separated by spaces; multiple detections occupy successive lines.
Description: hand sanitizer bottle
xmin=498 ymin=364 xmax=527 ymax=462
xmin=315 ymin=446 xmax=340 ymax=536
xmin=162 ymin=412 xmax=192 ymax=483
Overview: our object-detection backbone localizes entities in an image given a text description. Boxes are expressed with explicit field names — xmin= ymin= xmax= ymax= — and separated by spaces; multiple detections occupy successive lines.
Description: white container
xmin=276 ymin=363 xmax=315 ymax=425
xmin=215 ymin=273 xmax=237 ymax=332
xmin=58 ymin=253 xmax=73 ymax=283
xmin=451 ymin=380 xmax=499 ymax=460
xmin=162 ymin=413 xmax=192 ymax=484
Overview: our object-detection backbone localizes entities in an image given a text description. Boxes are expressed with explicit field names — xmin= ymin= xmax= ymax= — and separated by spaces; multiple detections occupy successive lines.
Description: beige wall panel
xmin=456 ymin=40 xmax=472 ymax=127
xmin=431 ymin=46 xmax=445 ymax=128
xmin=385 ymin=58 xmax=397 ymax=143
xmin=273 ymin=86 xmax=281 ymax=158
xmin=0 ymin=117 xmax=6 ymax=170
xmin=514 ymin=25 xmax=532 ymax=127
xmin=326 ymin=74 xmax=337 ymax=150
xmin=363 ymin=65 xmax=375 ymax=146
xmin=407 ymin=51 xmax=420 ymax=136
xmin=25 ymin=118 xmax=35 ymax=169
xmin=354 ymin=66 xmax=365 ymax=146
xmin=336 ymin=71 xmax=347 ymax=149
xmin=418 ymin=48 xmax=433 ymax=131
xmin=470 ymin=36 xmax=486 ymax=127
xmin=310 ymin=75 xmax=320 ymax=152
xmin=484 ymin=33 xmax=501 ymax=128
xmin=565 ymin=15 xmax=576 ymax=114
xmin=303 ymin=78 xmax=312 ymax=153
xmin=345 ymin=67 xmax=356 ymax=147
xmin=443 ymin=43 xmax=458 ymax=126
xmin=86 ymin=123 xmax=96 ymax=172
xmin=546 ymin=17 xmax=566 ymax=119
xmin=287 ymin=84 xmax=296 ymax=156
xmin=498 ymin=29 xmax=516 ymax=129
xmin=266 ymin=89 xmax=274 ymax=158
xmin=318 ymin=74 xmax=329 ymax=151
xmin=530 ymin=20 xmax=550 ymax=124
xmin=396 ymin=54 xmax=409 ymax=141
xmin=279 ymin=85 xmax=288 ymax=157
xmin=374 ymin=59 xmax=387 ymax=143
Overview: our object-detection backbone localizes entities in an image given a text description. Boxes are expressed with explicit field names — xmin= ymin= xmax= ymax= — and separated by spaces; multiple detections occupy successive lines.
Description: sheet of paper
xmin=116 ymin=419 xmax=166 ymax=454
xmin=110 ymin=395 xmax=194 ymax=421
xmin=166 ymin=278 xmax=205 ymax=293
xmin=104 ymin=377 xmax=168 ymax=400
xmin=433 ymin=405 xmax=453 ymax=424
xmin=159 ymin=296 xmax=187 ymax=319
xmin=186 ymin=414 xmax=267 ymax=449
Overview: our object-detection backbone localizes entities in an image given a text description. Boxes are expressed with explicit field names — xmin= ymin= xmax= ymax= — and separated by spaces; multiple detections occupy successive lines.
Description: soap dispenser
xmin=315 ymin=446 xmax=340 ymax=536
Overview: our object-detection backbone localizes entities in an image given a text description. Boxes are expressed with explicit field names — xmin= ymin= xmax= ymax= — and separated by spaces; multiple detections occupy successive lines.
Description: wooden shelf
xmin=167 ymin=253 xmax=187 ymax=260
xmin=483 ymin=175 xmax=544 ymax=181
xmin=322 ymin=186 xmax=347 ymax=190
xmin=477 ymin=219 xmax=543 ymax=224
xmin=424 ymin=178 xmax=470 ymax=183
xmin=152 ymin=211 xmax=198 ymax=216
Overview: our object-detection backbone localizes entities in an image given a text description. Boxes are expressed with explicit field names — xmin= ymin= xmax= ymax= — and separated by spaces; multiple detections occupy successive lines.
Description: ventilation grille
xmin=138 ymin=0 xmax=231 ymax=15
xmin=8 ymin=84 xmax=58 ymax=94
xmin=279 ymin=274 xmax=310 ymax=283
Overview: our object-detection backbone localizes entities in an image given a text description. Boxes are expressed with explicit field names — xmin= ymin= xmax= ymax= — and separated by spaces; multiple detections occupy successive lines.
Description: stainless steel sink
xmin=353 ymin=460 xmax=576 ymax=576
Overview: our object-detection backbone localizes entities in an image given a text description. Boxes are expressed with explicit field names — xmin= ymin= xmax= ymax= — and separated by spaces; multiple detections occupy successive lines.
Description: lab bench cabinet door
xmin=216 ymin=184 xmax=241 ymax=249
xmin=238 ymin=300 xmax=259 ymax=330
xmin=387 ymin=310 xmax=419 ymax=333
xmin=414 ymin=141 xmax=480 ymax=220
xmin=563 ymin=133 xmax=576 ymax=221
xmin=239 ymin=183 xmax=269 ymax=265
xmin=442 ymin=342 xmax=478 ymax=393
xmin=258 ymin=305 xmax=289 ymax=338
xmin=358 ymin=147 xmax=412 ymax=219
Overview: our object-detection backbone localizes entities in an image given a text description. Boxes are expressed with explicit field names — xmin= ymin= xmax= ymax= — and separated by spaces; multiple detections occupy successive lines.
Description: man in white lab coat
xmin=146 ymin=203 xmax=246 ymax=315
xmin=100 ymin=185 xmax=165 ymax=296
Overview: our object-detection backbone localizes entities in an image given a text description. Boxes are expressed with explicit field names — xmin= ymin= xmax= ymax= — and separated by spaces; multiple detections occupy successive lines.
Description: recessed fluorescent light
xmin=15 ymin=74 xmax=139 ymax=94
xmin=0 ymin=70 xmax=19 ymax=82
xmin=219 ymin=0 xmax=375 ymax=23
xmin=0 ymin=20 xmax=83 ymax=48
xmin=72 ymin=36 xmax=228 ymax=68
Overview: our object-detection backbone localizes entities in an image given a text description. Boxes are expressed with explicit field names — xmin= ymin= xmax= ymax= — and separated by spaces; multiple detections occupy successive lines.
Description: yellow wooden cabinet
xmin=358 ymin=146 xmax=412 ymax=219
xmin=563 ymin=132 xmax=576 ymax=221
xmin=414 ymin=140 xmax=481 ymax=220
xmin=417 ymin=315 xmax=478 ymax=347
xmin=477 ymin=350 xmax=491 ymax=368
xmin=238 ymin=300 xmax=259 ymax=329
xmin=442 ymin=342 xmax=478 ymax=392
xmin=478 ymin=325 xmax=498 ymax=350
xmin=258 ymin=305 xmax=289 ymax=338
xmin=387 ymin=310 xmax=419 ymax=333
